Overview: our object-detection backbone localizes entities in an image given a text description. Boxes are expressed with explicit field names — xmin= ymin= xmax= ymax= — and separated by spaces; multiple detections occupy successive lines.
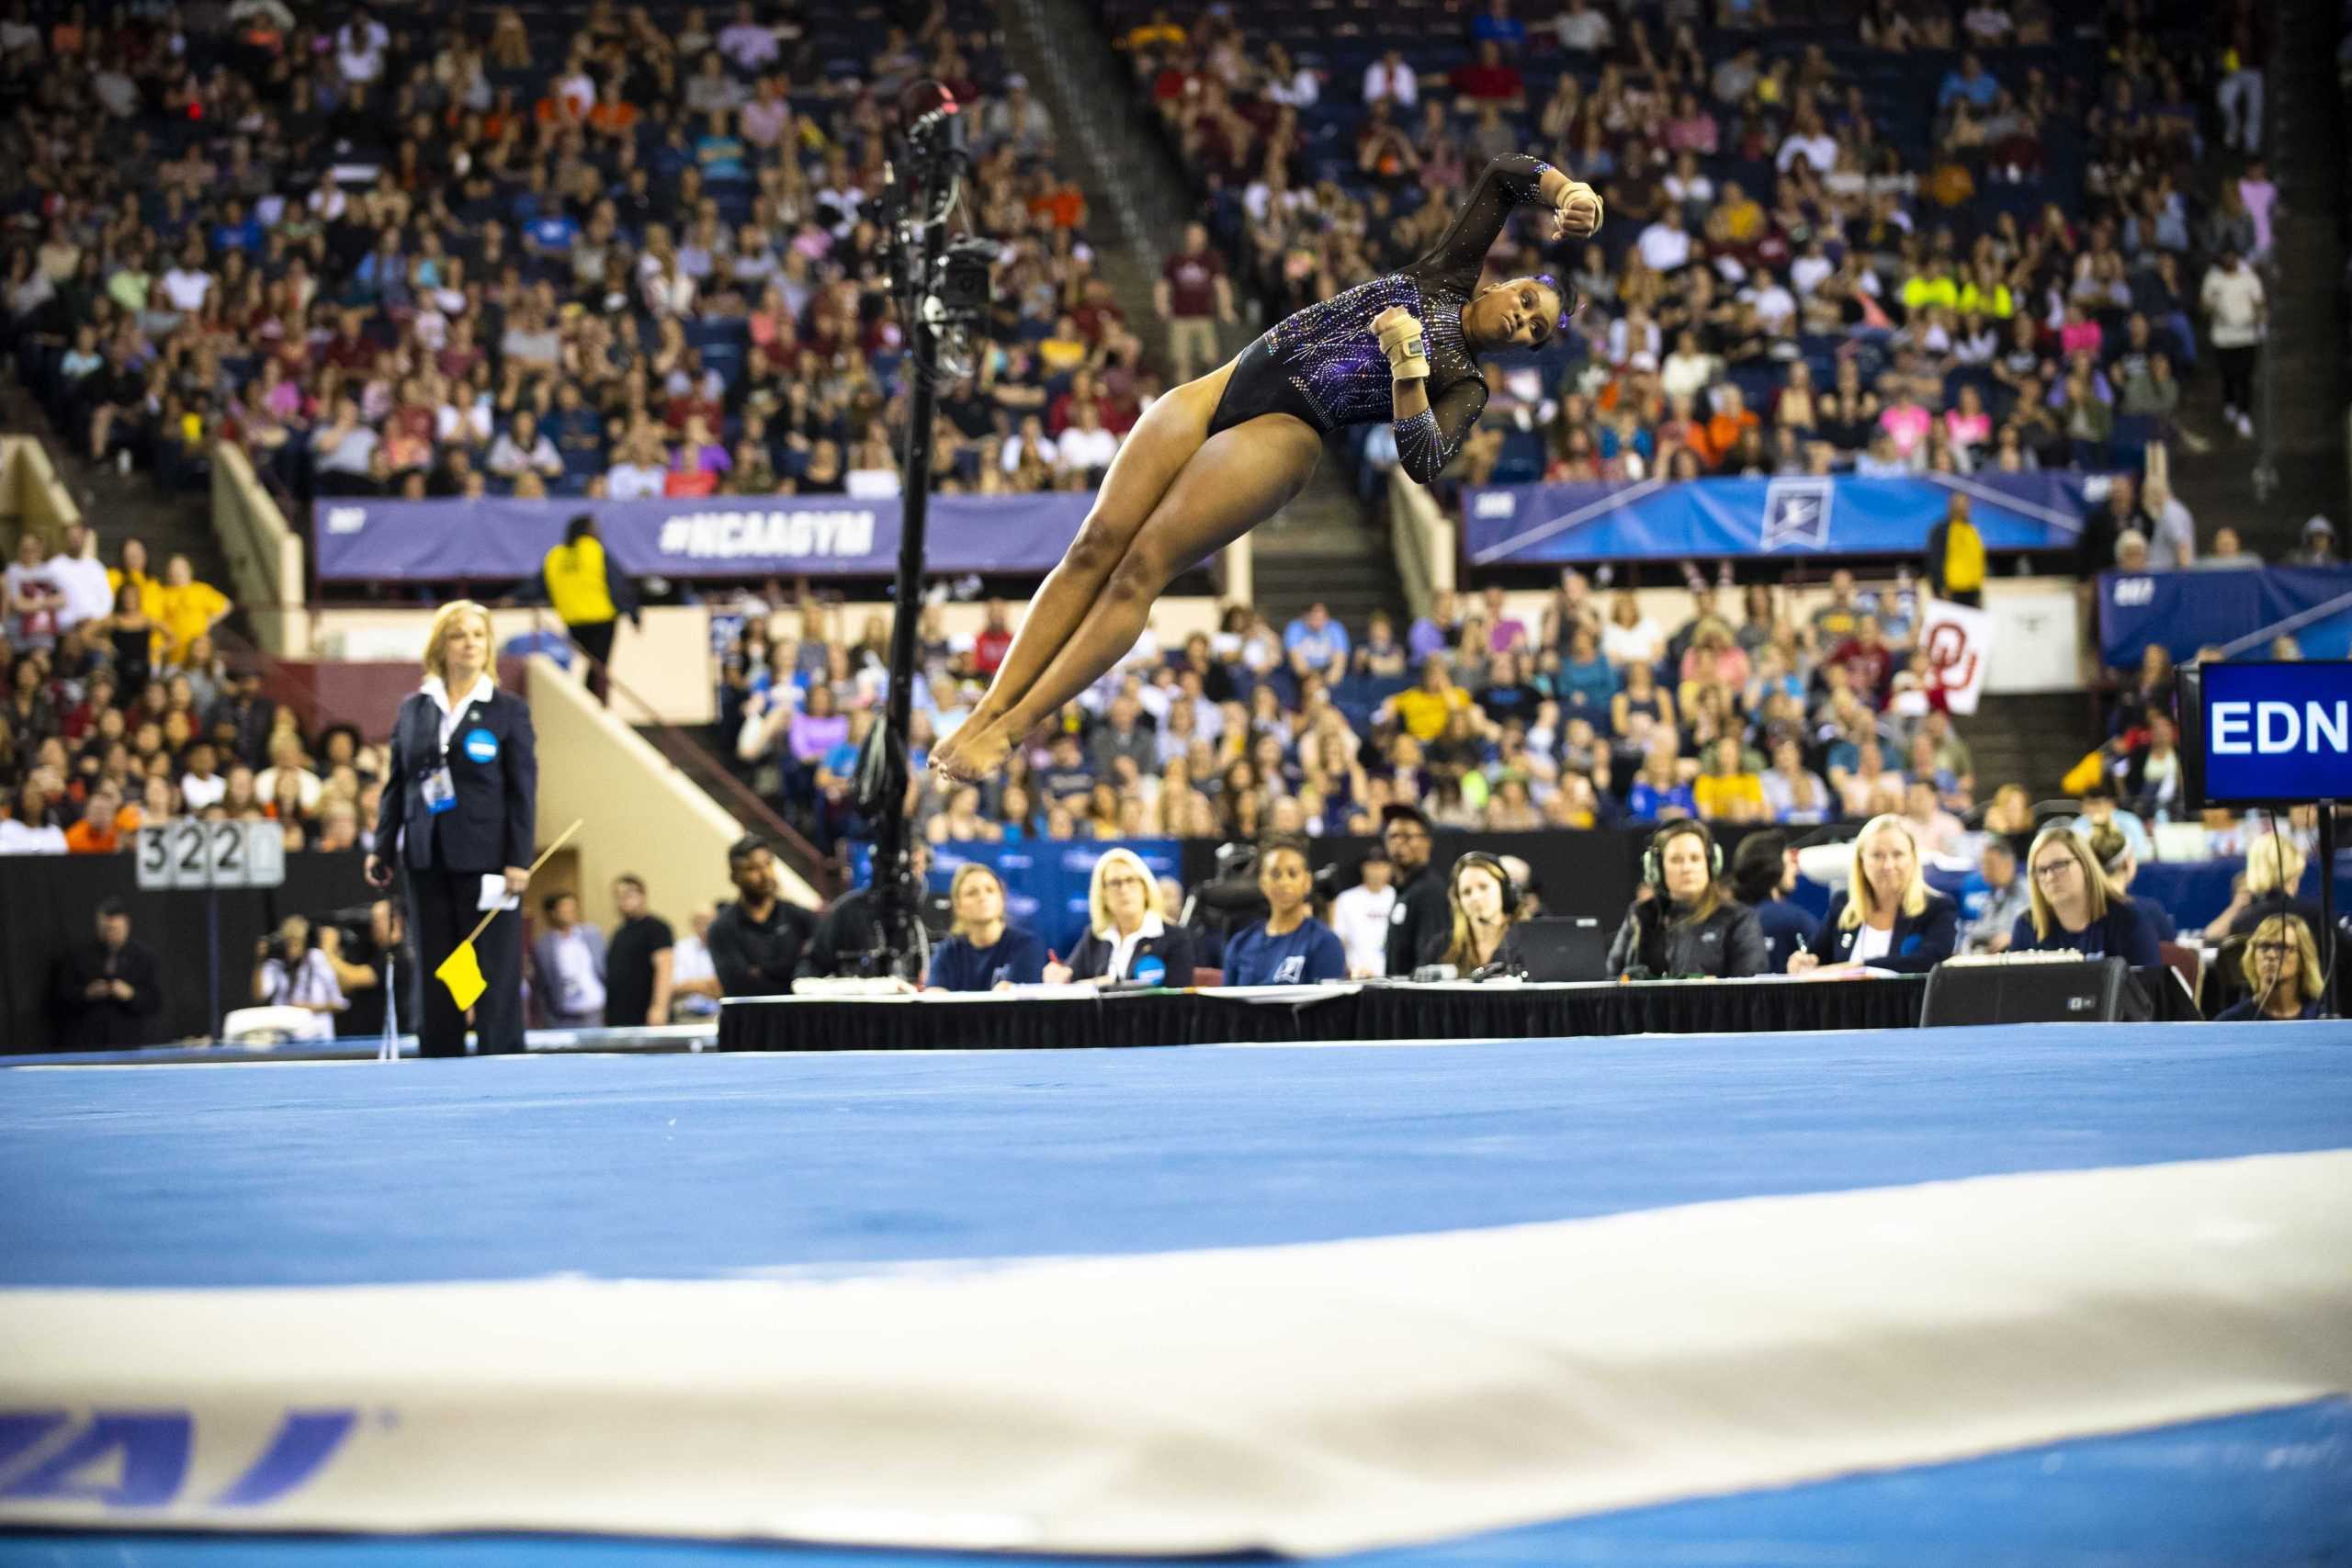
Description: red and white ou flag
xmin=1918 ymin=596 xmax=1994 ymax=715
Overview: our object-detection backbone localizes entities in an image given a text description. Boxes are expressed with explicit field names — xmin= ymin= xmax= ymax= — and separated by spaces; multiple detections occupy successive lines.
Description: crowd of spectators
xmin=2 ymin=0 xmax=1159 ymax=518
xmin=718 ymin=563 xmax=2075 ymax=860
xmin=0 ymin=523 xmax=376 ymax=858
xmin=1119 ymin=0 xmax=2275 ymax=490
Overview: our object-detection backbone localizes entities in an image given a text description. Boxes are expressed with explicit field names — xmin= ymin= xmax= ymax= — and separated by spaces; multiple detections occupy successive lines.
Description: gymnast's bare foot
xmin=931 ymin=719 xmax=1012 ymax=783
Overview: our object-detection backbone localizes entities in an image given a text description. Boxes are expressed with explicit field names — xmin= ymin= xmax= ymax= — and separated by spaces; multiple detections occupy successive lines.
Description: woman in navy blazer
xmin=367 ymin=601 xmax=537 ymax=1056
xmin=1046 ymin=847 xmax=1197 ymax=987
xmin=1786 ymin=815 xmax=1958 ymax=975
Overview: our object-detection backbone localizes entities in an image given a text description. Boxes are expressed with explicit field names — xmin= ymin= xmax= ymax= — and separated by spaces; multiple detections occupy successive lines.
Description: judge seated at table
xmin=1221 ymin=835 xmax=1347 ymax=987
xmin=1428 ymin=851 xmax=1531 ymax=978
xmin=1607 ymin=821 xmax=1768 ymax=979
xmin=926 ymin=863 xmax=1050 ymax=991
xmin=2211 ymin=914 xmax=2328 ymax=1021
xmin=2085 ymin=821 xmax=2177 ymax=943
xmin=1046 ymin=847 xmax=1196 ymax=988
xmin=1786 ymin=815 xmax=1957 ymax=976
xmin=2008 ymin=825 xmax=2163 ymax=967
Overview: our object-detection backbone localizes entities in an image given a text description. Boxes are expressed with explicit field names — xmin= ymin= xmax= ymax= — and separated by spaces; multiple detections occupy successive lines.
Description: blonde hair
xmin=2086 ymin=821 xmax=2132 ymax=892
xmin=2239 ymin=913 xmax=2324 ymax=1005
xmin=2025 ymin=825 xmax=2109 ymax=940
xmin=1087 ymin=847 xmax=1158 ymax=936
xmin=2244 ymin=838 xmax=2307 ymax=897
xmin=421 ymin=600 xmax=496 ymax=687
xmin=947 ymin=863 xmax=1005 ymax=941
xmin=1839 ymin=814 xmax=1929 ymax=929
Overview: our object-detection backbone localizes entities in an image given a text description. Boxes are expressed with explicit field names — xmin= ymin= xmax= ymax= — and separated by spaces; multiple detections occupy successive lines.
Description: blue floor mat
xmin=3 ymin=1025 xmax=2346 ymax=1290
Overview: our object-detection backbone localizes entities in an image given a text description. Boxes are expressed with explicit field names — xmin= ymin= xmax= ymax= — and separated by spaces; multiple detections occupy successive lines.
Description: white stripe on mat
xmin=3 ymin=1150 xmax=2348 ymax=1556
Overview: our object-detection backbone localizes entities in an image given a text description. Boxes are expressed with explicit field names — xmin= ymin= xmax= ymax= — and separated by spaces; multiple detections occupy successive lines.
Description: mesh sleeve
xmin=1394 ymin=378 xmax=1491 ymax=485
xmin=1407 ymin=154 xmax=1555 ymax=293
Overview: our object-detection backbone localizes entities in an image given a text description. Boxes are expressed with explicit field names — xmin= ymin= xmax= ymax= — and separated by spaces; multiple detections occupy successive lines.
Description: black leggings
xmin=570 ymin=618 xmax=616 ymax=705
xmin=2217 ymin=344 xmax=2257 ymax=414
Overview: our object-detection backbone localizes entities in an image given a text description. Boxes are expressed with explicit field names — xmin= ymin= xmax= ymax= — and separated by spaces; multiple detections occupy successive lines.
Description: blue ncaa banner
xmin=313 ymin=493 xmax=1095 ymax=581
xmin=2100 ymin=566 xmax=2352 ymax=668
xmin=1462 ymin=473 xmax=2093 ymax=565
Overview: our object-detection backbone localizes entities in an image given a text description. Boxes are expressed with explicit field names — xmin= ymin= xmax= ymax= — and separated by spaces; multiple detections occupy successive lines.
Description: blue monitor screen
xmin=2199 ymin=660 xmax=2352 ymax=804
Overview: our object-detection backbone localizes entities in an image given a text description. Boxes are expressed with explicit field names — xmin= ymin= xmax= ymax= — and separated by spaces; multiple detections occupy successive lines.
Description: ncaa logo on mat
xmin=0 ymin=1408 xmax=358 ymax=1510
xmin=1760 ymin=479 xmax=1835 ymax=551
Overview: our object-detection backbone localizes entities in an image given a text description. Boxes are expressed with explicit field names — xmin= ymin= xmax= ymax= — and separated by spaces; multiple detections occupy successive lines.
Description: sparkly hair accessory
xmin=1532 ymin=271 xmax=1580 ymax=329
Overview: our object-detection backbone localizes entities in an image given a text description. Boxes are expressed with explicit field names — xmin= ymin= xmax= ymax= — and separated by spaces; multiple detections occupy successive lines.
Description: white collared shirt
xmin=424 ymin=672 xmax=496 ymax=757
xmin=1101 ymin=909 xmax=1166 ymax=982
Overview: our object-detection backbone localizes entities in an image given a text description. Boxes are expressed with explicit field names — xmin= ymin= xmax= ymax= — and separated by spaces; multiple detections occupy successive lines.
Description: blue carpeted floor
xmin=4 ymin=1025 xmax=2348 ymax=1565
xmin=3 ymin=1024 xmax=2347 ymax=1289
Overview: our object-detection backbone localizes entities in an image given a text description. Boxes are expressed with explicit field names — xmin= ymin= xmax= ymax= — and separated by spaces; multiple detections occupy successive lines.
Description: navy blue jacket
xmin=1811 ymin=889 xmax=1959 ymax=974
xmin=1752 ymin=897 xmax=1818 ymax=974
xmin=377 ymin=684 xmax=537 ymax=873
xmin=2008 ymin=898 xmax=2163 ymax=968
xmin=1222 ymin=918 xmax=1348 ymax=987
xmin=927 ymin=926 xmax=1050 ymax=992
xmin=2212 ymin=996 xmax=2323 ymax=1021
xmin=1068 ymin=919 xmax=1196 ymax=987
xmin=2129 ymin=894 xmax=2178 ymax=943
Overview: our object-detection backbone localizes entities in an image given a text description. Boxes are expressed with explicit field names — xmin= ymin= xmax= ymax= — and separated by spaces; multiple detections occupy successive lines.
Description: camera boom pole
xmin=859 ymin=218 xmax=949 ymax=975
xmin=854 ymin=85 xmax=971 ymax=979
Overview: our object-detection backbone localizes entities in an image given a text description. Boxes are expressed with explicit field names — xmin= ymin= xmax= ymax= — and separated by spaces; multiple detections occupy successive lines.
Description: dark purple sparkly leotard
xmin=1204 ymin=153 xmax=1559 ymax=483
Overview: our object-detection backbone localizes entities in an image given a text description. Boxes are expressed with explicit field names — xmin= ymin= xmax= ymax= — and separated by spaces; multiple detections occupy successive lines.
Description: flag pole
xmin=457 ymin=818 xmax=584 ymax=951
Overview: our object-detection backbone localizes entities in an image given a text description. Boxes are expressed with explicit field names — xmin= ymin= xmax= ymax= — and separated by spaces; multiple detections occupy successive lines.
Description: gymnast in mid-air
xmin=930 ymin=152 xmax=1604 ymax=782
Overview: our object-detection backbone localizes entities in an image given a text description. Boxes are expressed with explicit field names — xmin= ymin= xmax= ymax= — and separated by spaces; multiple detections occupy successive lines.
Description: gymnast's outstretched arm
xmin=1410 ymin=154 xmax=1602 ymax=290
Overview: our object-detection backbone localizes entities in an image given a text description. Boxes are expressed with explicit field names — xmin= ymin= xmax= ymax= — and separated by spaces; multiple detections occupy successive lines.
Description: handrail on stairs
xmin=515 ymin=608 xmax=843 ymax=899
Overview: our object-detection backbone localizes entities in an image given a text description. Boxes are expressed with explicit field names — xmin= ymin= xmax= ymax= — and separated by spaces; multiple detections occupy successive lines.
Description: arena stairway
xmin=1001 ymin=0 xmax=1398 ymax=600
xmin=0 ymin=385 xmax=235 ymax=631
xmin=1962 ymin=691 xmax=2106 ymax=807
xmin=2162 ymin=0 xmax=2346 ymax=561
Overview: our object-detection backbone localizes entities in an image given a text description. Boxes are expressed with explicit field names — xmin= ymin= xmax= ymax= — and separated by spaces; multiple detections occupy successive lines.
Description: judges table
xmin=719 ymin=969 xmax=2198 ymax=1053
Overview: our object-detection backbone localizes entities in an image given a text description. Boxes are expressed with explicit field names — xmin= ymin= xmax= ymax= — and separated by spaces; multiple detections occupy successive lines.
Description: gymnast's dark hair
xmin=1533 ymin=271 xmax=1581 ymax=329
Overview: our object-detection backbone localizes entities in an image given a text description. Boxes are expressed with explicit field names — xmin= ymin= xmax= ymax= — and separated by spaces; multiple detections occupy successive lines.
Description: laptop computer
xmin=1515 ymin=917 xmax=1614 ymax=983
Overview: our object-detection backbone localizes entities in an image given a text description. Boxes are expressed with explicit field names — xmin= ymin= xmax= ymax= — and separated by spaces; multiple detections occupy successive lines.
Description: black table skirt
xmin=718 ymin=968 xmax=2198 ymax=1053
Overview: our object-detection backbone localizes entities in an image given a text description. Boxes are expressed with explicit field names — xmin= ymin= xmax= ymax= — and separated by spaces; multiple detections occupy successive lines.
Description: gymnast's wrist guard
xmin=1377 ymin=311 xmax=1430 ymax=381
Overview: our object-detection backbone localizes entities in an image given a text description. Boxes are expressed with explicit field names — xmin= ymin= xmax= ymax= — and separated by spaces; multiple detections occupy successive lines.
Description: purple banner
xmin=313 ymin=493 xmax=1094 ymax=581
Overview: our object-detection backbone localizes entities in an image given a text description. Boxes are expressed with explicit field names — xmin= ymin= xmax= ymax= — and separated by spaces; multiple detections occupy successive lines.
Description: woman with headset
xmin=1607 ymin=820 xmax=1768 ymax=979
xmin=1785 ymin=815 xmax=1958 ymax=974
xmin=367 ymin=600 xmax=537 ymax=1056
xmin=1430 ymin=851 xmax=1529 ymax=978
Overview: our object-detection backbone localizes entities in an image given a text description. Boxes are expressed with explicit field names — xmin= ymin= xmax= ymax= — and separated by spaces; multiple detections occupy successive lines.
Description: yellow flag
xmin=435 ymin=941 xmax=487 ymax=1011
